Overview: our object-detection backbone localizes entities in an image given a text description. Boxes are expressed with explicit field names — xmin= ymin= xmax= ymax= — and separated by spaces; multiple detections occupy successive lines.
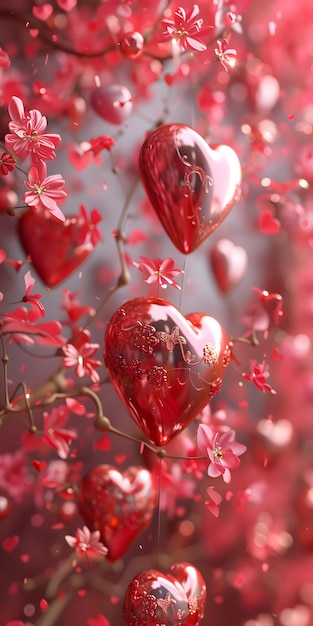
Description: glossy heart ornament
xmin=209 ymin=238 xmax=248 ymax=293
xmin=104 ymin=297 xmax=231 ymax=446
xmin=123 ymin=561 xmax=206 ymax=625
xmin=90 ymin=84 xmax=133 ymax=125
xmin=78 ymin=465 xmax=157 ymax=562
xmin=139 ymin=123 xmax=241 ymax=254
xmin=18 ymin=209 xmax=92 ymax=287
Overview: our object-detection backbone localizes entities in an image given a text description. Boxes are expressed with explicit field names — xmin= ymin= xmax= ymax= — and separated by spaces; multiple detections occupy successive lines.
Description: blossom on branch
xmin=5 ymin=96 xmax=61 ymax=165
xmin=0 ymin=307 xmax=65 ymax=346
xmin=78 ymin=204 xmax=102 ymax=248
xmin=43 ymin=405 xmax=78 ymax=460
xmin=197 ymin=423 xmax=247 ymax=483
xmin=0 ymin=152 xmax=15 ymax=175
xmin=22 ymin=270 xmax=45 ymax=317
xmin=133 ymin=256 xmax=184 ymax=290
xmin=214 ymin=38 xmax=237 ymax=71
xmin=160 ymin=4 xmax=211 ymax=52
xmin=65 ymin=525 xmax=108 ymax=559
xmin=23 ymin=161 xmax=67 ymax=222
xmin=242 ymin=360 xmax=276 ymax=394
xmin=62 ymin=342 xmax=102 ymax=383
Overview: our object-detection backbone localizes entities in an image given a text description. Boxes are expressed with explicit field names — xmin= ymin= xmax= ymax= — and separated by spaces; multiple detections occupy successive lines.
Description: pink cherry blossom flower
xmin=78 ymin=204 xmax=102 ymax=248
xmin=242 ymin=360 xmax=276 ymax=394
xmin=205 ymin=486 xmax=222 ymax=517
xmin=133 ymin=256 xmax=184 ymax=290
xmin=88 ymin=135 xmax=116 ymax=155
xmin=0 ymin=152 xmax=15 ymax=175
xmin=23 ymin=161 xmax=67 ymax=221
xmin=214 ymin=38 xmax=237 ymax=71
xmin=160 ymin=4 xmax=211 ymax=52
xmin=65 ymin=525 xmax=108 ymax=559
xmin=22 ymin=270 xmax=45 ymax=317
xmin=42 ymin=405 xmax=78 ymax=459
xmin=61 ymin=289 xmax=95 ymax=324
xmin=5 ymin=96 xmax=61 ymax=165
xmin=1 ymin=306 xmax=65 ymax=347
xmin=197 ymin=423 xmax=247 ymax=483
xmin=62 ymin=342 xmax=101 ymax=383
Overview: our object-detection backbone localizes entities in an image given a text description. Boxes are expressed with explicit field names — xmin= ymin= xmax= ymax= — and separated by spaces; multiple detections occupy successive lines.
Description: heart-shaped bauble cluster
xmin=18 ymin=209 xmax=92 ymax=287
xmin=104 ymin=297 xmax=231 ymax=446
xmin=78 ymin=465 xmax=156 ymax=562
xmin=139 ymin=123 xmax=241 ymax=254
xmin=123 ymin=561 xmax=206 ymax=625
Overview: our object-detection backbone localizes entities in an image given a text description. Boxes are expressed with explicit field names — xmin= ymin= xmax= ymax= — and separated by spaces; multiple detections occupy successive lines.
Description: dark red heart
xmin=104 ymin=297 xmax=231 ymax=446
xmin=139 ymin=123 xmax=241 ymax=254
xmin=123 ymin=561 xmax=206 ymax=625
xmin=78 ymin=465 xmax=157 ymax=562
xmin=18 ymin=209 xmax=92 ymax=287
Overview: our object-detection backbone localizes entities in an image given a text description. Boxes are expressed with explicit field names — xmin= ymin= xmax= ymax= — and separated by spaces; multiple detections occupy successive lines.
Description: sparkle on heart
xmin=18 ymin=209 xmax=93 ymax=287
xmin=123 ymin=561 xmax=206 ymax=626
xmin=104 ymin=297 xmax=231 ymax=446
xmin=78 ymin=465 xmax=157 ymax=562
xmin=139 ymin=123 xmax=242 ymax=254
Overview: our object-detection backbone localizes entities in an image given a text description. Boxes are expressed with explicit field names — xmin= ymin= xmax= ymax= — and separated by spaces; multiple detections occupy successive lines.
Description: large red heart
xmin=104 ymin=297 xmax=230 ymax=446
xmin=139 ymin=123 xmax=241 ymax=254
xmin=123 ymin=561 xmax=206 ymax=625
xmin=18 ymin=209 xmax=92 ymax=287
xmin=78 ymin=465 xmax=157 ymax=562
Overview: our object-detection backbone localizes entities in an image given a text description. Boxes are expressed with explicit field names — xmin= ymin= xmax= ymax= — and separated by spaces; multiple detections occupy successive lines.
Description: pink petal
xmin=197 ymin=423 xmax=213 ymax=453
xmin=8 ymin=96 xmax=25 ymax=123
xmin=185 ymin=36 xmax=207 ymax=51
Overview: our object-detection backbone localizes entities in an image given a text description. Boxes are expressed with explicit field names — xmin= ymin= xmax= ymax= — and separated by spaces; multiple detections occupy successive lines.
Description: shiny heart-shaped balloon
xmin=209 ymin=238 xmax=248 ymax=293
xmin=18 ymin=209 xmax=92 ymax=287
xmin=78 ymin=465 xmax=156 ymax=562
xmin=123 ymin=561 xmax=206 ymax=625
xmin=104 ymin=297 xmax=230 ymax=446
xmin=139 ymin=123 xmax=241 ymax=254
xmin=90 ymin=84 xmax=133 ymax=125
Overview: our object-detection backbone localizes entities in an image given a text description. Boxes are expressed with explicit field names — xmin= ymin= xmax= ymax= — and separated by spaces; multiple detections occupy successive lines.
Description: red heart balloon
xmin=139 ymin=123 xmax=241 ymax=254
xmin=90 ymin=84 xmax=133 ymax=125
xmin=78 ymin=465 xmax=157 ymax=562
xmin=104 ymin=297 xmax=231 ymax=446
xmin=18 ymin=209 xmax=92 ymax=287
xmin=123 ymin=561 xmax=206 ymax=625
xmin=209 ymin=238 xmax=248 ymax=293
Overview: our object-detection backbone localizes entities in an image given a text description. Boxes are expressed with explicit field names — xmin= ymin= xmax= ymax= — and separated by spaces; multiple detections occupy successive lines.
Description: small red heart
xmin=209 ymin=238 xmax=247 ymax=293
xmin=258 ymin=208 xmax=281 ymax=234
xmin=78 ymin=465 xmax=157 ymax=562
xmin=18 ymin=209 xmax=92 ymax=287
xmin=32 ymin=3 xmax=53 ymax=21
xmin=68 ymin=148 xmax=93 ymax=171
xmin=123 ymin=561 xmax=206 ymax=625
xmin=104 ymin=297 xmax=231 ymax=446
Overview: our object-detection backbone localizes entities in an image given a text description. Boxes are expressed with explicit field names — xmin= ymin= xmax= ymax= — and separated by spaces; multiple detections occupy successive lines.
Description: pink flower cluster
xmin=4 ymin=96 xmax=67 ymax=221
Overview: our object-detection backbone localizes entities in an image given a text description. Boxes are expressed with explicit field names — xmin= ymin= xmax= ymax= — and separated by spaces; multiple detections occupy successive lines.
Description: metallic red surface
xmin=104 ymin=297 xmax=230 ymax=446
xmin=139 ymin=123 xmax=241 ymax=254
